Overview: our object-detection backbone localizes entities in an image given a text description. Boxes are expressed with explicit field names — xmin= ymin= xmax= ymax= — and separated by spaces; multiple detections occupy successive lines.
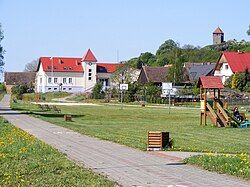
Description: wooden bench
xmin=147 ymin=131 xmax=169 ymax=151
xmin=52 ymin=105 xmax=61 ymax=113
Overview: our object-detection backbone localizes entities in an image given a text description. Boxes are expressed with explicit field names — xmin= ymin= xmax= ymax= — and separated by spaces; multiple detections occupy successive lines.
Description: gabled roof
xmin=38 ymin=57 xmax=83 ymax=72
xmin=213 ymin=27 xmax=224 ymax=34
xmin=140 ymin=66 xmax=168 ymax=83
xmin=5 ymin=72 xmax=36 ymax=85
xmin=197 ymin=76 xmax=224 ymax=89
xmin=188 ymin=63 xmax=215 ymax=82
xmin=97 ymin=63 xmax=123 ymax=73
xmin=222 ymin=52 xmax=250 ymax=73
xmin=82 ymin=49 xmax=97 ymax=62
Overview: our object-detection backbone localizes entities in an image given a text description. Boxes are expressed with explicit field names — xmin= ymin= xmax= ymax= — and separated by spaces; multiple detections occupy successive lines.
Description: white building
xmin=36 ymin=49 xmax=122 ymax=93
xmin=214 ymin=51 xmax=250 ymax=84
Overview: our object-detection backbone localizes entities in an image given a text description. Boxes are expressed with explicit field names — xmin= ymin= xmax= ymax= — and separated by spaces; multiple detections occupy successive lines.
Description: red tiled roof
xmin=97 ymin=63 xmax=123 ymax=73
xmin=82 ymin=49 xmax=97 ymax=62
xmin=213 ymin=27 xmax=224 ymax=34
xmin=222 ymin=52 xmax=250 ymax=73
xmin=197 ymin=76 xmax=224 ymax=89
xmin=38 ymin=57 xmax=83 ymax=72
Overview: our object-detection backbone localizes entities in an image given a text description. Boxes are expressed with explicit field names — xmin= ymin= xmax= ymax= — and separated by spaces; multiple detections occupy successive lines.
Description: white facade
xmin=214 ymin=54 xmax=233 ymax=84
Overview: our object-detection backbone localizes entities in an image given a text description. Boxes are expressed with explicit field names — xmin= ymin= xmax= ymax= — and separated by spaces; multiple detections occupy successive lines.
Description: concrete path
xmin=0 ymin=95 xmax=249 ymax=187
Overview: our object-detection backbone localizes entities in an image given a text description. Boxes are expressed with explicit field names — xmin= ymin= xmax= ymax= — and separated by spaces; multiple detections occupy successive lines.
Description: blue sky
xmin=0 ymin=0 xmax=250 ymax=72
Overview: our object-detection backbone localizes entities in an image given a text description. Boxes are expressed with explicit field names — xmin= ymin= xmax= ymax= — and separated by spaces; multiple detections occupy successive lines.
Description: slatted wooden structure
xmin=147 ymin=131 xmax=169 ymax=151
xmin=64 ymin=114 xmax=72 ymax=121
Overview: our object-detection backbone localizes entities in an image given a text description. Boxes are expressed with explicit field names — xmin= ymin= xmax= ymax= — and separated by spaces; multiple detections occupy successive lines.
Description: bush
xmin=11 ymin=84 xmax=34 ymax=99
xmin=92 ymin=82 xmax=105 ymax=99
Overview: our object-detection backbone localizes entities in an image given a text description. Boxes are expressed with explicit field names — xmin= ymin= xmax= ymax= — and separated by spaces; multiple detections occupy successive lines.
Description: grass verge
xmin=0 ymin=117 xmax=114 ymax=186
xmin=184 ymin=154 xmax=250 ymax=180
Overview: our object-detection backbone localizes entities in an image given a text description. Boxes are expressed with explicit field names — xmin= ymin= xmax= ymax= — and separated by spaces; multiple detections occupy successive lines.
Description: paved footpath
xmin=0 ymin=95 xmax=249 ymax=187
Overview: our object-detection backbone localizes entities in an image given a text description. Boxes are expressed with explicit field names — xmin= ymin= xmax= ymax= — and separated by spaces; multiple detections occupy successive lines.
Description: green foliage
xmin=185 ymin=153 xmax=250 ymax=180
xmin=11 ymin=84 xmax=34 ymax=99
xmin=0 ymin=118 xmax=114 ymax=186
xmin=231 ymin=70 xmax=248 ymax=91
xmin=127 ymin=38 xmax=250 ymax=70
xmin=124 ymin=82 xmax=140 ymax=102
xmin=92 ymin=82 xmax=104 ymax=99
xmin=0 ymin=23 xmax=4 ymax=68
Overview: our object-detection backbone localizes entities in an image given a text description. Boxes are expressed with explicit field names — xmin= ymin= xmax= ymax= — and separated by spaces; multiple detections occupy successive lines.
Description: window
xmin=68 ymin=88 xmax=72 ymax=91
xmin=48 ymin=77 xmax=52 ymax=84
xmin=40 ymin=78 xmax=42 ymax=84
xmin=54 ymin=78 xmax=58 ymax=83
xmin=88 ymin=68 xmax=92 ymax=80
xmin=63 ymin=88 xmax=66 ymax=90
xmin=225 ymin=65 xmax=228 ymax=70
xmin=63 ymin=78 xmax=67 ymax=84
xmin=48 ymin=88 xmax=51 ymax=90
xmin=69 ymin=78 xmax=72 ymax=84
xmin=54 ymin=87 xmax=57 ymax=90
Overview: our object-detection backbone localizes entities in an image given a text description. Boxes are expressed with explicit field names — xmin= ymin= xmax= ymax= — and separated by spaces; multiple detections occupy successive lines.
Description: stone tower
xmin=213 ymin=27 xmax=224 ymax=45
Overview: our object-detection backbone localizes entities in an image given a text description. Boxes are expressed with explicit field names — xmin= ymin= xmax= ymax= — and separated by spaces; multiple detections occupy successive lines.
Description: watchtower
xmin=213 ymin=27 xmax=224 ymax=45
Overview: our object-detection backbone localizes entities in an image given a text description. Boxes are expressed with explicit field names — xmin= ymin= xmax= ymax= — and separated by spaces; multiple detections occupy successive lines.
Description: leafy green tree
xmin=231 ymin=70 xmax=248 ymax=91
xmin=92 ymin=82 xmax=104 ymax=99
xmin=0 ymin=23 xmax=4 ymax=70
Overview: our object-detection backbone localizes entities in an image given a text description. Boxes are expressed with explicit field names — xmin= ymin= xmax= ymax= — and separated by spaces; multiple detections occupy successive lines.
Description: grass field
xmin=184 ymin=154 xmax=250 ymax=180
xmin=0 ymin=117 xmax=114 ymax=186
xmin=11 ymin=100 xmax=250 ymax=154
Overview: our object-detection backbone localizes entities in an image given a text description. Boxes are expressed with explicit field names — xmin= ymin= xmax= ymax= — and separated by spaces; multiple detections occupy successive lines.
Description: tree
xmin=247 ymin=25 xmax=250 ymax=36
xmin=92 ymin=82 xmax=104 ymax=99
xmin=0 ymin=23 xmax=4 ymax=70
xmin=24 ymin=59 xmax=39 ymax=72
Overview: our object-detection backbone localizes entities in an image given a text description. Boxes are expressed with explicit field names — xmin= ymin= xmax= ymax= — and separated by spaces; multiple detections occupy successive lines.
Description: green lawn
xmin=0 ymin=117 xmax=115 ymax=186
xmin=184 ymin=154 xmax=250 ymax=180
xmin=11 ymin=100 xmax=250 ymax=154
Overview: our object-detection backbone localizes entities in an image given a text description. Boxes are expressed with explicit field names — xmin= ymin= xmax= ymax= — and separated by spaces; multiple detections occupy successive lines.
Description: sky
xmin=0 ymin=0 xmax=250 ymax=72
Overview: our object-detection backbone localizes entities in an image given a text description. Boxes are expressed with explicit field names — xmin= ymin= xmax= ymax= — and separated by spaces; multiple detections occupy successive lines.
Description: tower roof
xmin=82 ymin=49 xmax=97 ymax=62
xmin=213 ymin=27 xmax=224 ymax=34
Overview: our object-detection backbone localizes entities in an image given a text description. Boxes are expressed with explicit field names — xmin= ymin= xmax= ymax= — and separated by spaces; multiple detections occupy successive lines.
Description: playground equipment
xmin=198 ymin=76 xmax=231 ymax=127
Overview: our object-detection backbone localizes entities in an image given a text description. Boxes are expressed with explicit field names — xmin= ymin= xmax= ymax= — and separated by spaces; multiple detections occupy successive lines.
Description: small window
xmin=54 ymin=78 xmax=58 ymax=83
xmin=40 ymin=78 xmax=42 ymax=84
xmin=48 ymin=87 xmax=51 ymax=90
xmin=69 ymin=78 xmax=72 ymax=84
xmin=68 ymin=88 xmax=72 ymax=91
xmin=48 ymin=77 xmax=52 ymax=84
xmin=63 ymin=78 xmax=67 ymax=83
xmin=88 ymin=76 xmax=92 ymax=80
xmin=89 ymin=69 xmax=92 ymax=72
xmin=88 ymin=73 xmax=92 ymax=76
xmin=54 ymin=87 xmax=57 ymax=90
xmin=63 ymin=88 xmax=66 ymax=90
xmin=225 ymin=65 xmax=229 ymax=70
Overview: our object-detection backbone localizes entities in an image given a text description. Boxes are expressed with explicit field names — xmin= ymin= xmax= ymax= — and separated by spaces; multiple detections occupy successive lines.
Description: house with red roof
xmin=214 ymin=51 xmax=250 ymax=84
xmin=36 ymin=49 xmax=122 ymax=93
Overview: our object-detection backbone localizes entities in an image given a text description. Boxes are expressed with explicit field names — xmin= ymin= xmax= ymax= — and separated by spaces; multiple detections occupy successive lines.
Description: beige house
xmin=36 ymin=49 xmax=122 ymax=93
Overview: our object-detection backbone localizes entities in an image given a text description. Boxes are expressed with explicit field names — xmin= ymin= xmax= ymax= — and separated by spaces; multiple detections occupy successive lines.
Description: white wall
xmin=82 ymin=62 xmax=97 ymax=91
xmin=214 ymin=54 xmax=233 ymax=84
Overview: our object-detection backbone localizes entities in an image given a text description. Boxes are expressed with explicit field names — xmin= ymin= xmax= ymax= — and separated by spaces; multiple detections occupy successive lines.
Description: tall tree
xmin=0 ymin=23 xmax=4 ymax=71
xmin=24 ymin=59 xmax=39 ymax=72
